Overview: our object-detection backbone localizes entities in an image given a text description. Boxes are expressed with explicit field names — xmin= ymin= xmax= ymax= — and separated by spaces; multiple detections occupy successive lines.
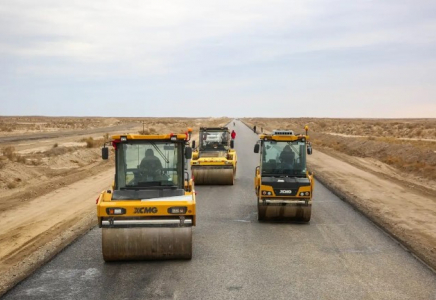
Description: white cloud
xmin=0 ymin=0 xmax=435 ymax=116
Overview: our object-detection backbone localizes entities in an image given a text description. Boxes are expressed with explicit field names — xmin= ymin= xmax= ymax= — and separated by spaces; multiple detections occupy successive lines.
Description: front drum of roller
xmin=258 ymin=205 xmax=311 ymax=223
xmin=102 ymin=227 xmax=192 ymax=261
xmin=192 ymin=167 xmax=234 ymax=185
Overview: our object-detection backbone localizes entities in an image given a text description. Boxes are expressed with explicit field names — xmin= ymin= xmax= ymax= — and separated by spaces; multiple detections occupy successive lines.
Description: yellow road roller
xmin=96 ymin=130 xmax=196 ymax=261
xmin=191 ymin=127 xmax=237 ymax=185
xmin=254 ymin=127 xmax=314 ymax=222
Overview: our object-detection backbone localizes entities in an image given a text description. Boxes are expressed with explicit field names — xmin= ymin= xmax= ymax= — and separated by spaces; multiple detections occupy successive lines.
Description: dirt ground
xmin=243 ymin=118 xmax=436 ymax=271
xmin=0 ymin=116 xmax=230 ymax=296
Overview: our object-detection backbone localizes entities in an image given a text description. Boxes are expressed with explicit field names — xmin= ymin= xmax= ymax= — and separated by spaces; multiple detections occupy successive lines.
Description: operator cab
xmin=255 ymin=130 xmax=311 ymax=178
xmin=198 ymin=127 xmax=234 ymax=151
xmin=102 ymin=135 xmax=192 ymax=200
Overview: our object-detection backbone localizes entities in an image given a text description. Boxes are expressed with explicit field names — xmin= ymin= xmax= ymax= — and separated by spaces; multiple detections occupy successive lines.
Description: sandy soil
xmin=0 ymin=117 xmax=124 ymax=137
xmin=0 ymin=117 xmax=230 ymax=296
xmin=325 ymin=132 xmax=436 ymax=142
xmin=0 ymin=170 xmax=113 ymax=294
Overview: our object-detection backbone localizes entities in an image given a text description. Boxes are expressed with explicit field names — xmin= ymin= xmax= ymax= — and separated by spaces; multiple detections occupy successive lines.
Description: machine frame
xmin=254 ymin=128 xmax=314 ymax=222
xmin=96 ymin=131 xmax=196 ymax=261
xmin=191 ymin=127 xmax=237 ymax=185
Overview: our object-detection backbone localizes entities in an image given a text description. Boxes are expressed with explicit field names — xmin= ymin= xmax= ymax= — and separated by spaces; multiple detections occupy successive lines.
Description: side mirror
xmin=185 ymin=147 xmax=193 ymax=159
xmin=230 ymin=140 xmax=234 ymax=149
xmin=191 ymin=140 xmax=196 ymax=149
xmin=307 ymin=144 xmax=313 ymax=155
xmin=254 ymin=143 xmax=260 ymax=153
xmin=102 ymin=147 xmax=109 ymax=160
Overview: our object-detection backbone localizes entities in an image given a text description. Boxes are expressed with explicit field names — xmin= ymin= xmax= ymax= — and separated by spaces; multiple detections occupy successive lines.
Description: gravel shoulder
xmin=0 ymin=168 xmax=113 ymax=295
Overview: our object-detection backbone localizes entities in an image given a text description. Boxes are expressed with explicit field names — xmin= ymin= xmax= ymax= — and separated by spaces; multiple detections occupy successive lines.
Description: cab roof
xmin=259 ymin=133 xmax=309 ymax=142
xmin=199 ymin=127 xmax=229 ymax=131
xmin=111 ymin=133 xmax=188 ymax=141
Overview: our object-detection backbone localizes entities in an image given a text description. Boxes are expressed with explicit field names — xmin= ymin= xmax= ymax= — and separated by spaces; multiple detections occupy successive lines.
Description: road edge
xmin=0 ymin=212 xmax=97 ymax=297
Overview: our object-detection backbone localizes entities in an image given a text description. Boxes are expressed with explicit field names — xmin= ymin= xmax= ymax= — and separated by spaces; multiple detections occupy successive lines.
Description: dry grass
xmin=29 ymin=159 xmax=43 ymax=166
xmin=6 ymin=178 xmax=21 ymax=189
xmin=6 ymin=182 xmax=17 ymax=189
xmin=243 ymin=118 xmax=436 ymax=181
xmin=0 ymin=124 xmax=15 ymax=132
xmin=85 ymin=137 xmax=95 ymax=148
xmin=0 ymin=116 xmax=126 ymax=134
xmin=79 ymin=137 xmax=105 ymax=148
xmin=0 ymin=159 xmax=7 ymax=169
xmin=1 ymin=146 xmax=27 ymax=163
xmin=43 ymin=146 xmax=75 ymax=157
xmin=312 ymin=133 xmax=436 ymax=180
xmin=243 ymin=118 xmax=436 ymax=139
xmin=2 ymin=146 xmax=16 ymax=160
xmin=0 ymin=116 xmax=231 ymax=139
xmin=2 ymin=145 xmax=80 ymax=166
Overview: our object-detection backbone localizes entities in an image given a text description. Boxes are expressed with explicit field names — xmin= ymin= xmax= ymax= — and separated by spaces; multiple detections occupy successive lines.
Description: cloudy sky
xmin=1 ymin=0 xmax=435 ymax=117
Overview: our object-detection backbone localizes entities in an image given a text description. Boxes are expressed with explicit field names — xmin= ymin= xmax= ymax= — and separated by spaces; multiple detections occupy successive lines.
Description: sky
xmin=1 ymin=0 xmax=436 ymax=118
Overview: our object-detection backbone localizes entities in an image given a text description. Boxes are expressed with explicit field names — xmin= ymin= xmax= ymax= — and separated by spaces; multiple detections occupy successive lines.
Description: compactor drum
xmin=96 ymin=130 xmax=196 ymax=261
xmin=254 ymin=128 xmax=314 ymax=222
xmin=191 ymin=127 xmax=237 ymax=185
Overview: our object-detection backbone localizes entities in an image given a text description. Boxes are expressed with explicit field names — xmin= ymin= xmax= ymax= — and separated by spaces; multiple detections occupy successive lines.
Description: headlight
xmin=106 ymin=208 xmax=126 ymax=215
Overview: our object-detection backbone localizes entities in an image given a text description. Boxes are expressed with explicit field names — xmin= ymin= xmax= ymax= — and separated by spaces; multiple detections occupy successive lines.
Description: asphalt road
xmin=3 ymin=120 xmax=436 ymax=300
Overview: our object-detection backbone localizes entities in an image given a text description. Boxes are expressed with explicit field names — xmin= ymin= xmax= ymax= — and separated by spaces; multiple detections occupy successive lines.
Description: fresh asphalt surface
xmin=3 ymin=120 xmax=436 ymax=300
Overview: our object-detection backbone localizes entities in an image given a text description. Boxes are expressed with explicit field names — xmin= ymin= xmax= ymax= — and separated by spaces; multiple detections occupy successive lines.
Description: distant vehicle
xmin=191 ymin=127 xmax=237 ymax=185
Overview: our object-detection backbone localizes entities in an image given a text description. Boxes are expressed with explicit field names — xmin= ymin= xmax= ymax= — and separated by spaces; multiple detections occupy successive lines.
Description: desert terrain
xmin=0 ymin=116 xmax=230 ymax=295
xmin=1 ymin=116 xmax=435 ymax=295
xmin=242 ymin=118 xmax=436 ymax=271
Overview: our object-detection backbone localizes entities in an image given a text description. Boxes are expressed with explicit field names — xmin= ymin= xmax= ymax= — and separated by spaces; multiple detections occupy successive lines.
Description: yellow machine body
xmin=254 ymin=129 xmax=314 ymax=222
xmin=97 ymin=131 xmax=196 ymax=261
xmin=191 ymin=127 xmax=237 ymax=185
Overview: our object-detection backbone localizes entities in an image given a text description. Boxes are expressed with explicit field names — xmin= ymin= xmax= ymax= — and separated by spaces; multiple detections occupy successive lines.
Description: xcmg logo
xmin=279 ymin=190 xmax=293 ymax=194
xmin=134 ymin=207 xmax=158 ymax=214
